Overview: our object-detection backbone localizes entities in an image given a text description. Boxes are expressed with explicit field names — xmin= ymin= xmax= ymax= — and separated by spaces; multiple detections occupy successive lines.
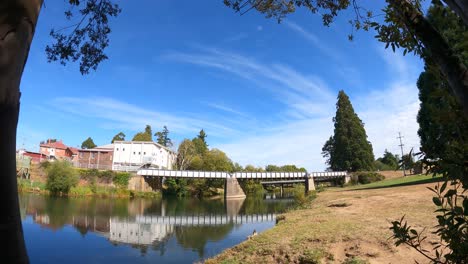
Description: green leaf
xmin=440 ymin=181 xmax=447 ymax=193
xmin=433 ymin=197 xmax=442 ymax=206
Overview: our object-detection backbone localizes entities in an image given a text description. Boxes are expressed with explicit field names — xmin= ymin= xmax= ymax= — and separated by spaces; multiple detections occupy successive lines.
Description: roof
xmin=113 ymin=141 xmax=176 ymax=153
xmin=40 ymin=141 xmax=68 ymax=150
xmin=96 ymin=144 xmax=114 ymax=150
xmin=68 ymin=147 xmax=79 ymax=155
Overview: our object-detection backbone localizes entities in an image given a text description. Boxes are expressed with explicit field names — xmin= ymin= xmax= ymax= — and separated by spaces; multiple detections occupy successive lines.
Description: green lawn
xmin=346 ymin=174 xmax=443 ymax=190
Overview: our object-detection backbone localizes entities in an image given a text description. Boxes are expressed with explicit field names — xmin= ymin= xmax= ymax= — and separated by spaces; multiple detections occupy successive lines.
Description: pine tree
xmin=155 ymin=126 xmax=173 ymax=147
xmin=322 ymin=90 xmax=375 ymax=171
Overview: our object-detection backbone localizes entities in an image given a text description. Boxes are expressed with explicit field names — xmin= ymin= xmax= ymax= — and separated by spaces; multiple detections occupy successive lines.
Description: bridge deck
xmin=137 ymin=169 xmax=347 ymax=179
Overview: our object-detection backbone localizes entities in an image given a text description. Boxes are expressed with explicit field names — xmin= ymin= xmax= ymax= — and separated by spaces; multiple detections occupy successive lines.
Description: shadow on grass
xmin=348 ymin=176 xmax=444 ymax=191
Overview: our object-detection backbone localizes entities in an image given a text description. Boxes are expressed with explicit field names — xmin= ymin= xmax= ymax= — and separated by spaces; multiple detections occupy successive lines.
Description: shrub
xmin=113 ymin=172 xmax=130 ymax=188
xmin=40 ymin=160 xmax=51 ymax=170
xmin=350 ymin=172 xmax=385 ymax=185
xmin=242 ymin=180 xmax=264 ymax=194
xmin=99 ymin=170 xmax=115 ymax=183
xmin=46 ymin=161 xmax=79 ymax=195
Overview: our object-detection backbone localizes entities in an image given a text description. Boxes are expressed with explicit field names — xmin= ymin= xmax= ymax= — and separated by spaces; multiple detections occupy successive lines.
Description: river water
xmin=19 ymin=193 xmax=294 ymax=263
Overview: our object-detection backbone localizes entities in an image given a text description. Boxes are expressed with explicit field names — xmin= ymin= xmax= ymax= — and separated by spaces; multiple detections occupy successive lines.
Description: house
xmin=39 ymin=139 xmax=75 ymax=160
xmin=112 ymin=141 xmax=176 ymax=171
xmin=17 ymin=149 xmax=48 ymax=163
xmin=76 ymin=144 xmax=114 ymax=170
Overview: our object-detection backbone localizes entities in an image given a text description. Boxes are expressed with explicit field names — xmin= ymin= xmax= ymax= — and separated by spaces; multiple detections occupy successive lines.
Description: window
xmin=116 ymin=148 xmax=119 ymax=151
xmin=79 ymin=152 xmax=83 ymax=158
xmin=143 ymin=152 xmax=146 ymax=155
xmin=138 ymin=152 xmax=141 ymax=155
xmin=133 ymin=152 xmax=136 ymax=155
xmin=123 ymin=148 xmax=125 ymax=151
xmin=91 ymin=153 xmax=96 ymax=159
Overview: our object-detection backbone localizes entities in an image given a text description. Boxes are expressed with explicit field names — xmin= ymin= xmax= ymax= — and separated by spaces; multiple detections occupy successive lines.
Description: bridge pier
xmin=305 ymin=176 xmax=316 ymax=193
xmin=225 ymin=177 xmax=246 ymax=200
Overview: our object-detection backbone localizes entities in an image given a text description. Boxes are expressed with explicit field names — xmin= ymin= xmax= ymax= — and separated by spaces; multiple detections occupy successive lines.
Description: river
xmin=19 ymin=193 xmax=294 ymax=263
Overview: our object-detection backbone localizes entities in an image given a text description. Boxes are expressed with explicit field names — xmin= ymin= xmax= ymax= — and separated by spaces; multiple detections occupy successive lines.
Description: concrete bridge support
xmin=225 ymin=177 xmax=246 ymax=200
xmin=305 ymin=177 xmax=316 ymax=193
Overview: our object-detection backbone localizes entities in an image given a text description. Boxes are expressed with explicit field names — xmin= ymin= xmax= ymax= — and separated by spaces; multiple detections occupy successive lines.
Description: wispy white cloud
xmin=283 ymin=21 xmax=342 ymax=62
xmin=204 ymin=102 xmax=250 ymax=118
xmin=163 ymin=48 xmax=334 ymax=118
xmin=49 ymin=97 xmax=238 ymax=138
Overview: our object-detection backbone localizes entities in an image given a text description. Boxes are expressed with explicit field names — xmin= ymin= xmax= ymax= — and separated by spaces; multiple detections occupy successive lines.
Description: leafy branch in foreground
xmin=390 ymin=181 xmax=468 ymax=263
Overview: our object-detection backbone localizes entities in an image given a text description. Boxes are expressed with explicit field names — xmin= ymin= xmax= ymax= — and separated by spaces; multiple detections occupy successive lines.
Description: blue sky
xmin=18 ymin=1 xmax=424 ymax=171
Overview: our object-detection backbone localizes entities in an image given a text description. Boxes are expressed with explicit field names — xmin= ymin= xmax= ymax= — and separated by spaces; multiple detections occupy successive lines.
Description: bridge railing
xmin=137 ymin=168 xmax=347 ymax=179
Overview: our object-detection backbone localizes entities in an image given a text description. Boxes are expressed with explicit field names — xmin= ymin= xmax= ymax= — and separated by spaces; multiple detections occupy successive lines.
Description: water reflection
xmin=20 ymin=193 xmax=293 ymax=263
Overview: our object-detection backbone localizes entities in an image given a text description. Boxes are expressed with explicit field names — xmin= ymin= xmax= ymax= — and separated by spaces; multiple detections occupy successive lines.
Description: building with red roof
xmin=39 ymin=139 xmax=76 ymax=160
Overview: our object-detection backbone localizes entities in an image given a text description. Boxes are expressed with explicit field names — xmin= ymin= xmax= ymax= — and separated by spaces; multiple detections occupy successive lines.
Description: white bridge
xmin=135 ymin=213 xmax=277 ymax=226
xmin=137 ymin=169 xmax=349 ymax=199
xmin=137 ymin=169 xmax=347 ymax=180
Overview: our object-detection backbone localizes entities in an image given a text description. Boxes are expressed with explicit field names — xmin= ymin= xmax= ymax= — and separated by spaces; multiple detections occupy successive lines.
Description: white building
xmin=112 ymin=141 xmax=176 ymax=171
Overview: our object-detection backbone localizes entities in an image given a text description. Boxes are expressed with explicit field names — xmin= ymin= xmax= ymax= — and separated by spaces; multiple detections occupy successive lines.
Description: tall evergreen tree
xmin=322 ymin=90 xmax=375 ymax=171
xmin=416 ymin=4 xmax=468 ymax=184
xmin=155 ymin=126 xmax=173 ymax=147
xmin=81 ymin=137 xmax=96 ymax=149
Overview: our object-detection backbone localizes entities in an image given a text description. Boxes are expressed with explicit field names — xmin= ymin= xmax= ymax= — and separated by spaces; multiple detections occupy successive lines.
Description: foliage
xmin=399 ymin=153 xmax=415 ymax=173
xmin=373 ymin=160 xmax=394 ymax=171
xmin=46 ymin=0 xmax=121 ymax=74
xmin=376 ymin=149 xmax=399 ymax=170
xmin=132 ymin=125 xmax=153 ymax=141
xmin=203 ymin=149 xmax=234 ymax=172
xmin=342 ymin=257 xmax=369 ymax=264
xmin=350 ymin=172 xmax=385 ymax=185
xmin=298 ymin=248 xmax=327 ymax=264
xmin=244 ymin=165 xmax=264 ymax=172
xmin=390 ymin=181 xmax=468 ymax=263
xmin=81 ymin=136 xmax=96 ymax=149
xmin=164 ymin=178 xmax=188 ymax=197
xmin=40 ymin=160 xmax=51 ymax=170
xmin=241 ymin=180 xmax=264 ymax=194
xmin=113 ymin=172 xmax=130 ymax=188
xmin=322 ymin=90 xmax=375 ymax=172
xmin=155 ymin=126 xmax=173 ymax=147
xmin=265 ymin=164 xmax=307 ymax=172
xmin=111 ymin=132 xmax=125 ymax=143
xmin=176 ymin=139 xmax=197 ymax=170
xmin=45 ymin=161 xmax=79 ymax=195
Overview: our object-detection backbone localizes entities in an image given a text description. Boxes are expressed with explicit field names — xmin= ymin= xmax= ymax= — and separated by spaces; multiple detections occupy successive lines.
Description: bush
xmin=242 ymin=180 xmax=264 ymax=194
xmin=350 ymin=172 xmax=385 ymax=185
xmin=40 ymin=160 xmax=51 ymax=170
xmin=113 ymin=172 xmax=130 ymax=188
xmin=46 ymin=161 xmax=79 ymax=195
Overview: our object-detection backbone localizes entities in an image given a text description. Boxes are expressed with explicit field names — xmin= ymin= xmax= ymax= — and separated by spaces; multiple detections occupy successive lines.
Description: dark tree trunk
xmin=391 ymin=0 xmax=468 ymax=116
xmin=0 ymin=0 xmax=43 ymax=262
xmin=442 ymin=0 xmax=468 ymax=27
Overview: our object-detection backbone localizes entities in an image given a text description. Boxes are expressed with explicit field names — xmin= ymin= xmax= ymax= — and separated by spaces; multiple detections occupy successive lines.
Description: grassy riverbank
xmin=17 ymin=178 xmax=161 ymax=198
xmin=207 ymin=174 xmax=444 ymax=264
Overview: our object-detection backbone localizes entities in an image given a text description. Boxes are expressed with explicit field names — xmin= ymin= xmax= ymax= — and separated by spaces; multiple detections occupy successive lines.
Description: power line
xmin=397 ymin=132 xmax=406 ymax=176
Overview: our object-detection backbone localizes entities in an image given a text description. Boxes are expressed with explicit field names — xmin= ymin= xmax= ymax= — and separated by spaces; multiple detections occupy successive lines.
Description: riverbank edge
xmin=204 ymin=174 xmax=441 ymax=264
xmin=17 ymin=178 xmax=161 ymax=199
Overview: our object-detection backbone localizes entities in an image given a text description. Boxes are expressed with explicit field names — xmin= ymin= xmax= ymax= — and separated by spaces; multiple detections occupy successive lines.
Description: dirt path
xmin=207 ymin=181 xmax=440 ymax=263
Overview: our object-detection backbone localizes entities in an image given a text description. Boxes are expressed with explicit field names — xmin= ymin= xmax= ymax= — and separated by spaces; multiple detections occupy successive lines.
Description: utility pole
xmin=397 ymin=132 xmax=406 ymax=176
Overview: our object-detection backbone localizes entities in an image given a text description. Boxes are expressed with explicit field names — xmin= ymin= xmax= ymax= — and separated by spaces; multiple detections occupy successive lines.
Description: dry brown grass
xmin=206 ymin=179 xmax=440 ymax=264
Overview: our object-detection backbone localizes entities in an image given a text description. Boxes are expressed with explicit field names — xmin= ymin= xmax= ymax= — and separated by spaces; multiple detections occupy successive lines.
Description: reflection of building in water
xmin=109 ymin=217 xmax=174 ymax=245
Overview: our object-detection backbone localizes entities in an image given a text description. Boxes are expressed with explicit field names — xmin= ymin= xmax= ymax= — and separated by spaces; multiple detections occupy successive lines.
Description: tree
xmin=224 ymin=0 xmax=468 ymax=115
xmin=155 ymin=126 xmax=173 ymax=147
xmin=203 ymin=149 xmax=234 ymax=172
xmin=197 ymin=129 xmax=207 ymax=146
xmin=377 ymin=149 xmax=399 ymax=170
xmin=45 ymin=161 xmax=79 ymax=195
xmin=81 ymin=137 xmax=96 ymax=149
xmin=192 ymin=129 xmax=209 ymax=157
xmin=132 ymin=125 xmax=153 ymax=141
xmin=176 ymin=139 xmax=197 ymax=170
xmin=111 ymin=132 xmax=125 ymax=143
xmin=322 ymin=90 xmax=375 ymax=171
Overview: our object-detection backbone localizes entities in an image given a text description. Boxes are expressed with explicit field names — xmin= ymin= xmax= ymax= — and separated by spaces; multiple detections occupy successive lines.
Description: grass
xmin=346 ymin=173 xmax=443 ymax=190
xmin=207 ymin=174 xmax=440 ymax=264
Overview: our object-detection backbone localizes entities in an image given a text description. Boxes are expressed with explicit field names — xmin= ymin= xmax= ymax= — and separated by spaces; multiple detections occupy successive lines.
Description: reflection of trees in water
xmin=162 ymin=197 xmax=225 ymax=216
xmin=241 ymin=194 xmax=292 ymax=215
xmin=174 ymin=224 xmax=235 ymax=258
